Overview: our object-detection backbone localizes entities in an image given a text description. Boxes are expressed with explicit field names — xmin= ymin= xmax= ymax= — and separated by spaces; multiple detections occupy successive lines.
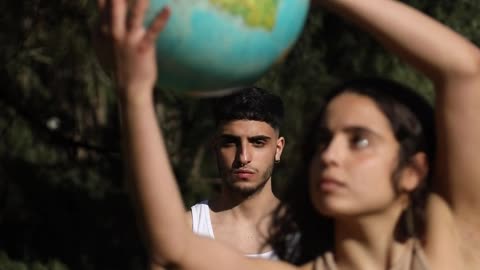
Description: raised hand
xmin=94 ymin=0 xmax=170 ymax=101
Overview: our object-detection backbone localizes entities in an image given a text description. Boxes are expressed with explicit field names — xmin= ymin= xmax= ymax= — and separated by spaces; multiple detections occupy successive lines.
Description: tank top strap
xmin=410 ymin=239 xmax=430 ymax=270
xmin=314 ymin=252 xmax=337 ymax=270
xmin=190 ymin=200 xmax=215 ymax=238
xmin=391 ymin=238 xmax=431 ymax=270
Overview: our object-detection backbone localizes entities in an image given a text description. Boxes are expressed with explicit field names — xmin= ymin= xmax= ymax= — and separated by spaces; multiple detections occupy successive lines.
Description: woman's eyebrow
xmin=343 ymin=126 xmax=382 ymax=139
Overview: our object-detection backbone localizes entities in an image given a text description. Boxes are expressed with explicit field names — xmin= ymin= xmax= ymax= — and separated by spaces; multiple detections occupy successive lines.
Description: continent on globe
xmin=144 ymin=0 xmax=309 ymax=94
xmin=209 ymin=0 xmax=279 ymax=31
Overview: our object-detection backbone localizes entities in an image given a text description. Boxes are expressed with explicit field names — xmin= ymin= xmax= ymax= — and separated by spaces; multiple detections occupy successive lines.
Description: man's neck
xmin=205 ymin=180 xmax=279 ymax=255
xmin=209 ymin=180 xmax=279 ymax=223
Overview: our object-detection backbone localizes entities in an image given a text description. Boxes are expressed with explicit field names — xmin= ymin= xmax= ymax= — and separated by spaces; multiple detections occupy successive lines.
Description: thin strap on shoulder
xmin=313 ymin=256 xmax=322 ymax=270
xmin=411 ymin=239 xmax=431 ymax=270
xmin=391 ymin=239 xmax=431 ymax=270
xmin=324 ymin=252 xmax=337 ymax=270
xmin=313 ymin=253 xmax=337 ymax=270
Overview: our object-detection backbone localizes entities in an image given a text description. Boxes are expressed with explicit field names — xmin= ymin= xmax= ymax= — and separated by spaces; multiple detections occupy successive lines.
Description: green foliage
xmin=0 ymin=252 xmax=69 ymax=270
xmin=1 ymin=0 xmax=479 ymax=269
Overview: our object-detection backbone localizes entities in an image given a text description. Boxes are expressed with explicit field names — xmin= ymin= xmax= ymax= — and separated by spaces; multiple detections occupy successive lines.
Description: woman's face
xmin=309 ymin=92 xmax=406 ymax=218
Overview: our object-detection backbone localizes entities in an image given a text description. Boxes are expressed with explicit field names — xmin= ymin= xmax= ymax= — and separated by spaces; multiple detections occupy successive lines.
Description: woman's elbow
xmin=448 ymin=47 xmax=480 ymax=80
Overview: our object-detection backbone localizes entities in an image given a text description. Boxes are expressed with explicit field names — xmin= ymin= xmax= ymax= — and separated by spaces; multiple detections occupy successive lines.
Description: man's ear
xmin=275 ymin=136 xmax=286 ymax=162
xmin=400 ymin=152 xmax=429 ymax=192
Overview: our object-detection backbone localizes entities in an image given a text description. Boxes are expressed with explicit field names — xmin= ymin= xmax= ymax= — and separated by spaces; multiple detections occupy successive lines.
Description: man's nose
xmin=237 ymin=143 xmax=252 ymax=166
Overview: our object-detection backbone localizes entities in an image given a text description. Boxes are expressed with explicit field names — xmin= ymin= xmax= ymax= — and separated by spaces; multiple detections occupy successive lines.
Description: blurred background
xmin=1 ymin=0 xmax=479 ymax=269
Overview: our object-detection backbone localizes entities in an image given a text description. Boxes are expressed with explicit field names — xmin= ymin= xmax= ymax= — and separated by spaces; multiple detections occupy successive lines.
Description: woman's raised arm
xmin=320 ymin=0 xmax=480 ymax=222
xmin=94 ymin=0 xmax=299 ymax=269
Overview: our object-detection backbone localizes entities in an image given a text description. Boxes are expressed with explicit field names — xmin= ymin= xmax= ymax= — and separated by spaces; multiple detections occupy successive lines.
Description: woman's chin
xmin=313 ymin=200 xmax=360 ymax=218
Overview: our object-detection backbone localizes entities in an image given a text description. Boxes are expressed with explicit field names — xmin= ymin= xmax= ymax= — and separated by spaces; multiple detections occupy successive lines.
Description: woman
xmin=269 ymin=77 xmax=436 ymax=268
xmin=95 ymin=0 xmax=480 ymax=269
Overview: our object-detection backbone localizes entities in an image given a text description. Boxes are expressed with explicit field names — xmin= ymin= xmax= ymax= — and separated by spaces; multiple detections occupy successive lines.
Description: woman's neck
xmin=333 ymin=207 xmax=408 ymax=270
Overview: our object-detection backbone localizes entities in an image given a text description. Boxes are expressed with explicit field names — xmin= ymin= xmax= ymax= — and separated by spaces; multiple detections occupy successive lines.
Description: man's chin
xmin=231 ymin=187 xmax=261 ymax=198
xmin=225 ymin=180 xmax=268 ymax=198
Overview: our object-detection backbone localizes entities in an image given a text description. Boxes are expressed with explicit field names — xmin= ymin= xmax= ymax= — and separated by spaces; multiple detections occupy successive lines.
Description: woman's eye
xmin=352 ymin=136 xmax=369 ymax=148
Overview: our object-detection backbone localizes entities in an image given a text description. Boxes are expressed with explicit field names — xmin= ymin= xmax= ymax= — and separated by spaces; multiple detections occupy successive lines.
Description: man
xmin=187 ymin=86 xmax=285 ymax=259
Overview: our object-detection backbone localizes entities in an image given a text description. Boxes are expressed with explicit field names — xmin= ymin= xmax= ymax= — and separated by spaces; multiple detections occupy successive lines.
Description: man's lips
xmin=232 ymin=169 xmax=255 ymax=179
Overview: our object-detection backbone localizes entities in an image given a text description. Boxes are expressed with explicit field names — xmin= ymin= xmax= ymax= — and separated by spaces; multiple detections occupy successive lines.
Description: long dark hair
xmin=268 ymin=78 xmax=435 ymax=265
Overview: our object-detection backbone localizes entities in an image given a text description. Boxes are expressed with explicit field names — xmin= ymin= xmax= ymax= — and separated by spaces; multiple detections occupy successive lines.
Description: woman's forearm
xmin=119 ymin=93 xmax=190 ymax=266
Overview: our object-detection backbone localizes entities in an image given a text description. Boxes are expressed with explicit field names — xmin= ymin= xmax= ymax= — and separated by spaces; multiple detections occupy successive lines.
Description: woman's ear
xmin=400 ymin=152 xmax=429 ymax=192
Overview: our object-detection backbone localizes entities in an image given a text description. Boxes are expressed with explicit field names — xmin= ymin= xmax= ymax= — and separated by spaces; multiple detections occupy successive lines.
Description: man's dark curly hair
xmin=212 ymin=86 xmax=284 ymax=131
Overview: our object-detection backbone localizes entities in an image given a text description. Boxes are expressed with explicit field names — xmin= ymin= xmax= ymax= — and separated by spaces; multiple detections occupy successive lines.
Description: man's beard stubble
xmin=219 ymin=160 xmax=275 ymax=198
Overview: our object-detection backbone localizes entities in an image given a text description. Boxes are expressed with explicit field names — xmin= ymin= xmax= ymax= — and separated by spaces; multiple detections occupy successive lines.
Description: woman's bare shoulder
xmin=249 ymin=258 xmax=312 ymax=270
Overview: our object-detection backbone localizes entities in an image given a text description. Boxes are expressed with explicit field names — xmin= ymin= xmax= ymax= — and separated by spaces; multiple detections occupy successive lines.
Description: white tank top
xmin=190 ymin=200 xmax=277 ymax=259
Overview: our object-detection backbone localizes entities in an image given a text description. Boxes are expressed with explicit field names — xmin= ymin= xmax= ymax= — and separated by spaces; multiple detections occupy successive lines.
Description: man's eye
xmin=252 ymin=140 xmax=266 ymax=147
xmin=220 ymin=139 xmax=236 ymax=147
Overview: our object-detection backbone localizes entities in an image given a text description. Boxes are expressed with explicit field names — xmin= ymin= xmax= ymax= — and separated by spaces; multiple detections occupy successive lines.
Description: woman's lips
xmin=318 ymin=177 xmax=346 ymax=192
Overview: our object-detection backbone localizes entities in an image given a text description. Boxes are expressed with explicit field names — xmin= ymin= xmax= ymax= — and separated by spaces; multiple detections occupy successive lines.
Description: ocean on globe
xmin=145 ymin=0 xmax=309 ymax=96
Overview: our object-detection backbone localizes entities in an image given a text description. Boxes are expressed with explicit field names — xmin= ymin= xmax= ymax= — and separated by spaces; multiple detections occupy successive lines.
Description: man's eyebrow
xmin=248 ymin=135 xmax=271 ymax=141
xmin=219 ymin=134 xmax=240 ymax=140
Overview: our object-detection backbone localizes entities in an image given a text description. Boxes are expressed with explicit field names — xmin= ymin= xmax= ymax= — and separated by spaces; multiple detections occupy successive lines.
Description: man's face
xmin=215 ymin=120 xmax=285 ymax=197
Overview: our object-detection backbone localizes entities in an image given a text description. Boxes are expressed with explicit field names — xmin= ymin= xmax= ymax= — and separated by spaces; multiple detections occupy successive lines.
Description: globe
xmin=145 ymin=0 xmax=309 ymax=96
